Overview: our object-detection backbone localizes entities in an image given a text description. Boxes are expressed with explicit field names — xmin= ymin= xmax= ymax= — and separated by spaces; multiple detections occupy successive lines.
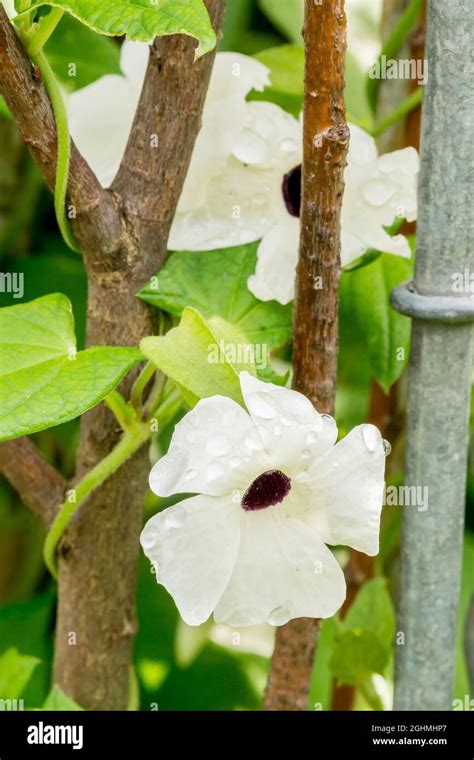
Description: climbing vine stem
xmin=43 ymin=388 xmax=183 ymax=579
xmin=27 ymin=46 xmax=79 ymax=252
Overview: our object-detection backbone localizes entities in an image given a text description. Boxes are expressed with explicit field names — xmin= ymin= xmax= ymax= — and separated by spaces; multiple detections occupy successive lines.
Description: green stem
xmin=27 ymin=8 xmax=64 ymax=55
xmin=17 ymin=0 xmax=32 ymax=33
xmin=367 ymin=0 xmax=423 ymax=112
xmin=131 ymin=361 xmax=156 ymax=416
xmin=370 ymin=87 xmax=423 ymax=138
xmin=359 ymin=676 xmax=385 ymax=711
xmin=44 ymin=421 xmax=151 ymax=580
xmin=105 ymin=390 xmax=136 ymax=431
xmin=27 ymin=48 xmax=79 ymax=252
xmin=43 ymin=388 xmax=183 ymax=580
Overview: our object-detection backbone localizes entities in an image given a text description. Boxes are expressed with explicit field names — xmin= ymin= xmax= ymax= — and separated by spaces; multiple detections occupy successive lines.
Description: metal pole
xmin=391 ymin=0 xmax=474 ymax=710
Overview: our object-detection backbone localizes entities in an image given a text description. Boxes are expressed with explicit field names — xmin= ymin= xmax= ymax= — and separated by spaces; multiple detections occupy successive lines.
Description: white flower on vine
xmin=2 ymin=0 xmax=16 ymax=19
xmin=140 ymin=373 xmax=386 ymax=628
xmin=69 ymin=44 xmax=419 ymax=305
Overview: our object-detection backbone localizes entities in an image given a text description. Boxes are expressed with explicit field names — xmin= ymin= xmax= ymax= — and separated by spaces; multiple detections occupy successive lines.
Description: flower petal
xmin=301 ymin=424 xmax=386 ymax=556
xmin=119 ymin=40 xmax=149 ymax=82
xmin=247 ymin=216 xmax=300 ymax=305
xmin=68 ymin=74 xmax=140 ymax=187
xmin=149 ymin=395 xmax=269 ymax=497
xmin=214 ymin=508 xmax=346 ymax=626
xmin=239 ymin=372 xmax=338 ymax=475
xmin=141 ymin=495 xmax=241 ymax=626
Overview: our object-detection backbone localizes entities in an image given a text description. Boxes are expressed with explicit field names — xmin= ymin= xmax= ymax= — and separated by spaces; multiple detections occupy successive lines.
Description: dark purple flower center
xmin=241 ymin=469 xmax=291 ymax=512
xmin=282 ymin=164 xmax=302 ymax=218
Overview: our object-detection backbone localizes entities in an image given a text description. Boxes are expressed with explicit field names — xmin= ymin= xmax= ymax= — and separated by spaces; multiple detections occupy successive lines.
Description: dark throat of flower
xmin=282 ymin=164 xmax=302 ymax=218
xmin=241 ymin=469 xmax=291 ymax=512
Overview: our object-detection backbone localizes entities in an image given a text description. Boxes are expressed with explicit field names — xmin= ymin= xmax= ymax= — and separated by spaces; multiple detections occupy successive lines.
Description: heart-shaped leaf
xmin=141 ymin=307 xmax=256 ymax=407
xmin=25 ymin=0 xmax=216 ymax=56
xmin=0 ymin=293 xmax=142 ymax=440
xmin=138 ymin=244 xmax=292 ymax=350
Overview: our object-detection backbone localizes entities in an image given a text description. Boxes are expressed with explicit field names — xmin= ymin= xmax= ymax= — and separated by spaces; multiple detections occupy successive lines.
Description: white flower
xmin=68 ymin=44 xmax=419 ymax=305
xmin=140 ymin=372 xmax=386 ymax=628
xmin=68 ymin=42 xmax=149 ymax=188
xmin=2 ymin=0 xmax=16 ymax=19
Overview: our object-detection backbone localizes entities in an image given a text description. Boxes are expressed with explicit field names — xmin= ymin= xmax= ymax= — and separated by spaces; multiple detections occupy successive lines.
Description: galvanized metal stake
xmin=391 ymin=0 xmax=474 ymax=710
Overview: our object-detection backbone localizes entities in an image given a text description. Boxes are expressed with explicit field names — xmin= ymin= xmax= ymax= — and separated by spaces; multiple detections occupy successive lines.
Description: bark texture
xmin=0 ymin=438 xmax=65 ymax=527
xmin=264 ymin=0 xmax=349 ymax=711
xmin=0 ymin=1 xmax=226 ymax=709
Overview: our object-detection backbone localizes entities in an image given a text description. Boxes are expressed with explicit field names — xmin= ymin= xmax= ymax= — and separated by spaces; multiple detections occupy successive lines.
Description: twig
xmin=264 ymin=0 xmax=349 ymax=711
xmin=0 ymin=437 xmax=65 ymax=527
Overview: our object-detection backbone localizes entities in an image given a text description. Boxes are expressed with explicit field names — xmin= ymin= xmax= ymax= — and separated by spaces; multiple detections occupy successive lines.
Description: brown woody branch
xmin=264 ymin=0 xmax=349 ymax=711
xmin=0 ymin=5 xmax=126 ymax=259
xmin=0 ymin=438 xmax=65 ymax=527
xmin=113 ymin=3 xmax=225 ymax=272
xmin=0 ymin=1 xmax=226 ymax=709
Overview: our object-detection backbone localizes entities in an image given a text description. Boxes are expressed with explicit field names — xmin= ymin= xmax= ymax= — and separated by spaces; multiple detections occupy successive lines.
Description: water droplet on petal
xmin=247 ymin=392 xmax=277 ymax=419
xmin=383 ymin=439 xmax=392 ymax=456
xmin=206 ymin=434 xmax=231 ymax=457
xmin=301 ymin=449 xmax=312 ymax=460
xmin=184 ymin=468 xmax=198 ymax=482
xmin=164 ymin=505 xmax=186 ymax=529
xmin=306 ymin=431 xmax=319 ymax=444
xmin=230 ymin=456 xmax=243 ymax=469
xmin=361 ymin=424 xmax=381 ymax=453
xmin=280 ymin=138 xmax=298 ymax=153
xmin=361 ymin=179 xmax=396 ymax=207
xmin=206 ymin=462 xmax=226 ymax=482
xmin=141 ymin=530 xmax=156 ymax=550
xmin=268 ymin=605 xmax=291 ymax=626
xmin=244 ymin=429 xmax=264 ymax=451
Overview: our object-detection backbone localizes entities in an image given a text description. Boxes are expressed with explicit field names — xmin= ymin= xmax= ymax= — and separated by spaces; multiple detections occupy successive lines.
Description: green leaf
xmin=251 ymin=44 xmax=303 ymax=117
xmin=45 ymin=14 xmax=121 ymax=91
xmin=251 ymin=44 xmax=372 ymax=124
xmin=330 ymin=629 xmax=387 ymax=686
xmin=330 ymin=578 xmax=396 ymax=688
xmin=0 ymin=97 xmax=11 ymax=119
xmin=340 ymin=253 xmax=413 ymax=392
xmin=138 ymin=244 xmax=292 ymax=351
xmin=0 ymin=591 xmax=55 ymax=708
xmin=43 ymin=685 xmax=83 ymax=710
xmin=26 ymin=0 xmax=216 ymax=56
xmin=344 ymin=578 xmax=396 ymax=649
xmin=0 ymin=294 xmax=142 ymax=441
xmin=0 ymin=648 xmax=41 ymax=701
xmin=258 ymin=0 xmax=303 ymax=44
xmin=141 ymin=307 xmax=255 ymax=407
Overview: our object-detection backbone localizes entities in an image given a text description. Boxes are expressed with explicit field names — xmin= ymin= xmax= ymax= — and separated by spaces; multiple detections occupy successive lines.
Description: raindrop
xmin=165 ymin=505 xmax=186 ymax=529
xmin=383 ymin=439 xmax=392 ymax=456
xmin=268 ymin=606 xmax=291 ymax=626
xmin=280 ymin=138 xmax=298 ymax=154
xmin=244 ymin=430 xmax=264 ymax=451
xmin=301 ymin=449 xmax=312 ymax=460
xmin=206 ymin=434 xmax=231 ymax=457
xmin=361 ymin=424 xmax=380 ymax=453
xmin=206 ymin=462 xmax=226 ymax=481
xmin=140 ymin=530 xmax=156 ymax=550
xmin=184 ymin=468 xmax=198 ymax=482
xmin=247 ymin=392 xmax=276 ymax=419
xmin=230 ymin=456 xmax=243 ymax=469
xmin=306 ymin=431 xmax=319 ymax=444
xmin=361 ymin=179 xmax=395 ymax=207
